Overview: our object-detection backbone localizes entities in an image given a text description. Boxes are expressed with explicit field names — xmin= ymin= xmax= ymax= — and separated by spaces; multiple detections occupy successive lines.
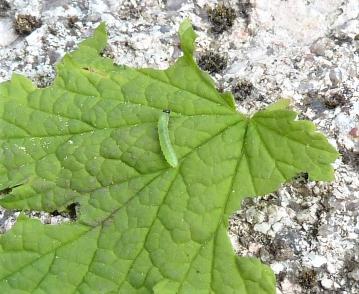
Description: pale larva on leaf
xmin=158 ymin=110 xmax=178 ymax=168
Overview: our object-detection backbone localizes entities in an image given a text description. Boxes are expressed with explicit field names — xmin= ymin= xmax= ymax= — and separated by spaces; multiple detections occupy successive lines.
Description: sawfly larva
xmin=158 ymin=110 xmax=178 ymax=168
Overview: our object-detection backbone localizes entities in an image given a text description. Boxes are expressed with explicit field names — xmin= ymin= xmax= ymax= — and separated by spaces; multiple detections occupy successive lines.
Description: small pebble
xmin=349 ymin=267 xmax=359 ymax=281
xmin=349 ymin=127 xmax=359 ymax=138
xmin=0 ymin=0 xmax=10 ymax=17
xmin=166 ymin=0 xmax=186 ymax=11
xmin=310 ymin=38 xmax=330 ymax=56
xmin=308 ymin=253 xmax=327 ymax=267
xmin=321 ymin=277 xmax=334 ymax=289
xmin=271 ymin=262 xmax=285 ymax=274
xmin=329 ymin=68 xmax=342 ymax=87
xmin=254 ymin=222 xmax=271 ymax=234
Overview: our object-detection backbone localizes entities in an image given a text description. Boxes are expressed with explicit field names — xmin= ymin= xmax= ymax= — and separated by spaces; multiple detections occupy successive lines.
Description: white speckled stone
xmin=0 ymin=18 xmax=18 ymax=47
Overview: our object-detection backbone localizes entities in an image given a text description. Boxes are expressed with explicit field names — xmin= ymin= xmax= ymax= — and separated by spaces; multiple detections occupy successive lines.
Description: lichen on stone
xmin=14 ymin=14 xmax=42 ymax=35
xmin=207 ymin=3 xmax=236 ymax=34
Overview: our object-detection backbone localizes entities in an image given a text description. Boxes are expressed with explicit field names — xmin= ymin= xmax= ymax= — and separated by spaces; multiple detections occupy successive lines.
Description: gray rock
xmin=48 ymin=50 xmax=61 ymax=64
xmin=0 ymin=0 xmax=10 ymax=17
xmin=43 ymin=0 xmax=69 ymax=10
xmin=310 ymin=38 xmax=330 ymax=56
xmin=166 ymin=0 xmax=187 ymax=11
xmin=0 ymin=18 xmax=18 ymax=47
xmin=320 ymin=277 xmax=334 ymax=289
xmin=349 ymin=267 xmax=359 ymax=281
xmin=329 ymin=68 xmax=342 ymax=87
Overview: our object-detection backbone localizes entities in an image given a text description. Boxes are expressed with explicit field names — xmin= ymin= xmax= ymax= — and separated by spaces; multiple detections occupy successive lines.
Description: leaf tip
xmin=265 ymin=98 xmax=292 ymax=112
xmin=78 ymin=22 xmax=108 ymax=53
xmin=179 ymin=18 xmax=197 ymax=56
xmin=221 ymin=91 xmax=236 ymax=110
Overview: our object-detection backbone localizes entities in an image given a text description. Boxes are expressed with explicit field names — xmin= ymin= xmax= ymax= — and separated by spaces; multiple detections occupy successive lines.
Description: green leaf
xmin=0 ymin=21 xmax=338 ymax=293
xmin=264 ymin=98 xmax=291 ymax=111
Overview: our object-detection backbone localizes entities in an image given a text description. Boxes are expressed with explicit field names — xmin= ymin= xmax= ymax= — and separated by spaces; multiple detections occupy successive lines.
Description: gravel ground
xmin=0 ymin=0 xmax=358 ymax=293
